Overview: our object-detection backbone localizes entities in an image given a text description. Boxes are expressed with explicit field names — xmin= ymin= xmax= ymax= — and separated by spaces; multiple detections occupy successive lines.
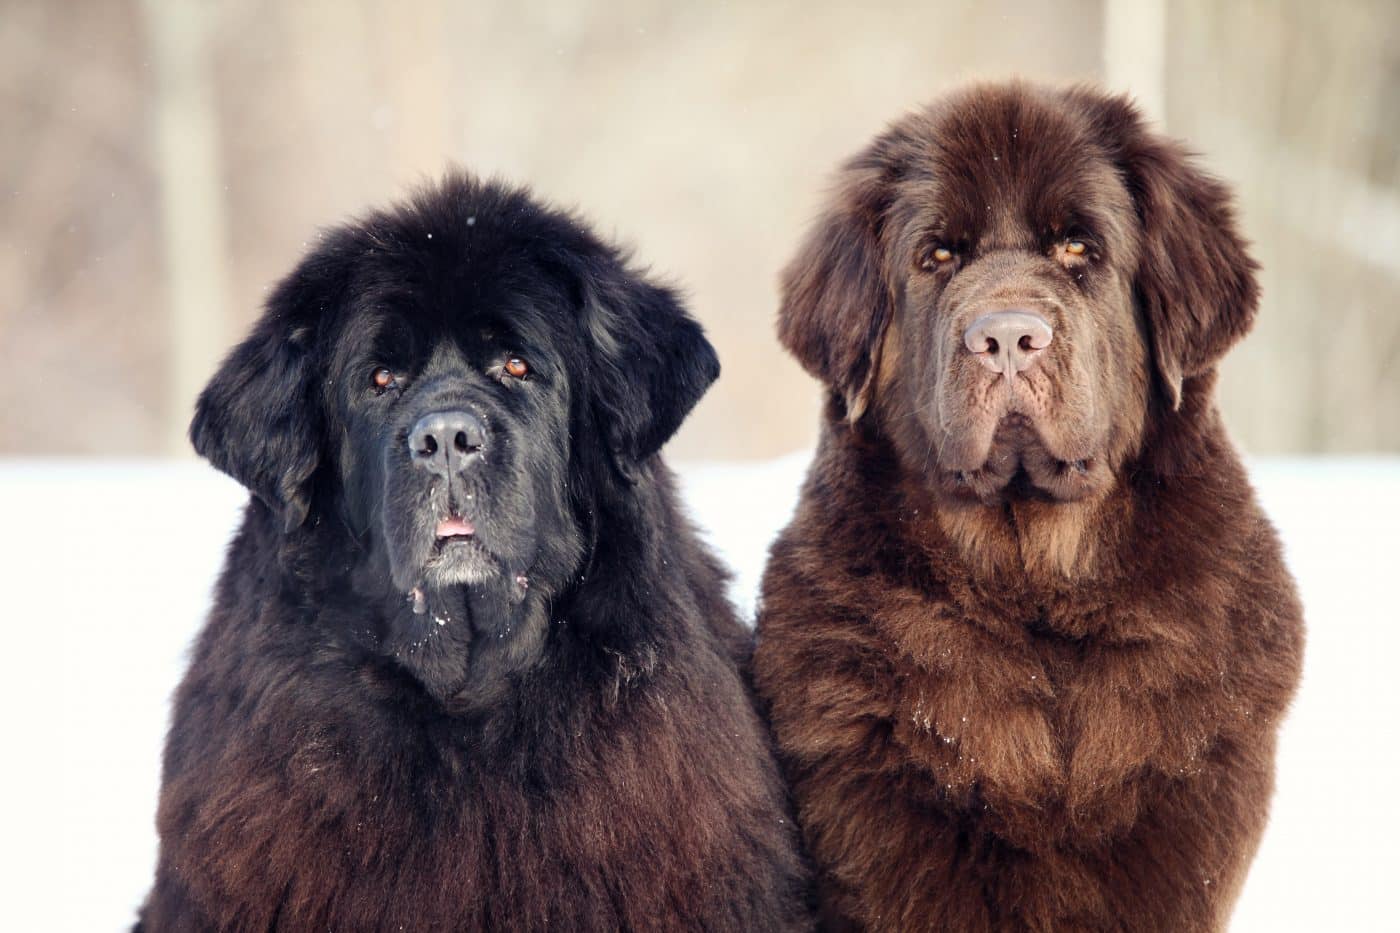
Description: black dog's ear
xmin=190 ymin=252 xmax=340 ymax=531
xmin=580 ymin=263 xmax=720 ymax=481
xmin=778 ymin=138 xmax=902 ymax=424
xmin=1073 ymin=88 xmax=1260 ymax=410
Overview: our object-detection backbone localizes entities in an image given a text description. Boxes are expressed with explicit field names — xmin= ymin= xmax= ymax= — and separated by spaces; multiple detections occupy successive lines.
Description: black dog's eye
xmin=370 ymin=367 xmax=400 ymax=392
xmin=503 ymin=357 xmax=530 ymax=379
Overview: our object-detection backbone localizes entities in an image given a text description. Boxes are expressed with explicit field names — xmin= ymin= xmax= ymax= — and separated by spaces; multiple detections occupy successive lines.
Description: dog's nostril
xmin=409 ymin=410 xmax=486 ymax=473
xmin=963 ymin=310 xmax=1054 ymax=374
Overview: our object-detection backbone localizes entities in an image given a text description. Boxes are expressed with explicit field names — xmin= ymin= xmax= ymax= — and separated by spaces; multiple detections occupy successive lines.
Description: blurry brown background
xmin=2 ymin=0 xmax=1396 ymax=460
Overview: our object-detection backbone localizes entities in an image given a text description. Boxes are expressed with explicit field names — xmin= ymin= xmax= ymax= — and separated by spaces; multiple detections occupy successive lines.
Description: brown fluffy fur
xmin=753 ymin=83 xmax=1304 ymax=932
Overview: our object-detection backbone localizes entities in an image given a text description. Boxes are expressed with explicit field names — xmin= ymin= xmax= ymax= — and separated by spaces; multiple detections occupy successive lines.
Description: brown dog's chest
xmin=886 ymin=592 xmax=1231 ymax=850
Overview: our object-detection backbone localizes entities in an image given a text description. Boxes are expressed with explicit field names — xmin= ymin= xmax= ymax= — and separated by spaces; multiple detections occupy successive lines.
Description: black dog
xmin=139 ymin=174 xmax=811 ymax=930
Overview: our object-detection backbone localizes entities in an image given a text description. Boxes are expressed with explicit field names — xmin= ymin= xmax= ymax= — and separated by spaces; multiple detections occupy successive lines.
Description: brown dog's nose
xmin=963 ymin=310 xmax=1054 ymax=378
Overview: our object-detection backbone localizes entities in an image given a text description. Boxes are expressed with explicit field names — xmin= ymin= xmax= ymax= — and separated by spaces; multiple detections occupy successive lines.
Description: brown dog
xmin=753 ymin=83 xmax=1304 ymax=932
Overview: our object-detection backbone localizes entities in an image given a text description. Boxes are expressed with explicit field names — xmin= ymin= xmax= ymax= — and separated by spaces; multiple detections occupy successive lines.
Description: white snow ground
xmin=2 ymin=455 xmax=1397 ymax=931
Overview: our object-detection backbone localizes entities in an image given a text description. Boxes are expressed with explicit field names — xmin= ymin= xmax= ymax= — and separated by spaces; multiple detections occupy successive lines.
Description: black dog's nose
xmin=408 ymin=410 xmax=487 ymax=475
xmin=963 ymin=310 xmax=1054 ymax=378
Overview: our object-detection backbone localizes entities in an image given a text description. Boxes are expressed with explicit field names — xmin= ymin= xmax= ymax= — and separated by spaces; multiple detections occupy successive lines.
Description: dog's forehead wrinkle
xmin=985 ymin=219 xmax=1042 ymax=256
xmin=421 ymin=339 xmax=473 ymax=376
xmin=915 ymin=102 xmax=1129 ymax=242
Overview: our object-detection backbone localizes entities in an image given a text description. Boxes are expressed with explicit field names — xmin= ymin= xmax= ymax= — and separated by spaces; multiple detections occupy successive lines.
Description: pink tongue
xmin=436 ymin=516 xmax=475 ymax=537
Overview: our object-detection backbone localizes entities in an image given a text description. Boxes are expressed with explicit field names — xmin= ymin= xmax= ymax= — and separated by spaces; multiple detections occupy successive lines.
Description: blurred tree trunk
xmin=1168 ymin=0 xmax=1400 ymax=453
xmin=141 ymin=0 xmax=230 ymax=455
xmin=1103 ymin=0 xmax=1167 ymax=126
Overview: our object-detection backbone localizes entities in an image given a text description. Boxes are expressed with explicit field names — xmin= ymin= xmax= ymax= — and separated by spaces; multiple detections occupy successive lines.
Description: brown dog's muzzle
xmin=962 ymin=310 xmax=1054 ymax=381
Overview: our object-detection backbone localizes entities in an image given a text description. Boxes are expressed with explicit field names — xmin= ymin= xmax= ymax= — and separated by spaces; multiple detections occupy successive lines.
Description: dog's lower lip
xmin=436 ymin=515 xmax=475 ymax=538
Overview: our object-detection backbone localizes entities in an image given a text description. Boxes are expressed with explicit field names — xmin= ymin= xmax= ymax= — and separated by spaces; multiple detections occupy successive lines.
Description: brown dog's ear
xmin=778 ymin=146 xmax=901 ymax=423
xmin=1074 ymin=89 xmax=1260 ymax=410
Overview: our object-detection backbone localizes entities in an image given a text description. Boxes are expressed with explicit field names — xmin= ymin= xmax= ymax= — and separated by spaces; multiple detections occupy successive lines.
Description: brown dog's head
xmin=780 ymin=83 xmax=1258 ymax=506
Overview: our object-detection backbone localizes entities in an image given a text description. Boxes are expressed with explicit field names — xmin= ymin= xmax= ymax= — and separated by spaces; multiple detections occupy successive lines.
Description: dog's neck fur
xmin=931 ymin=487 xmax=1128 ymax=584
xmin=832 ymin=382 xmax=1232 ymax=601
xmin=270 ymin=463 xmax=681 ymax=716
xmin=823 ymin=429 xmax=1122 ymax=596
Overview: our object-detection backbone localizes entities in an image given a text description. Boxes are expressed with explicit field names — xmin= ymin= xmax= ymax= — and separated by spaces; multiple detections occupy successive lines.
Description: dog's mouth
xmin=938 ymin=414 xmax=1102 ymax=504
xmin=432 ymin=514 xmax=477 ymax=551
xmin=416 ymin=509 xmax=501 ymax=586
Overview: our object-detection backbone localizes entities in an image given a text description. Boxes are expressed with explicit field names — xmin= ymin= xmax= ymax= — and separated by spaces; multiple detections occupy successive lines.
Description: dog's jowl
xmin=139 ymin=174 xmax=811 ymax=932
xmin=753 ymin=83 xmax=1303 ymax=932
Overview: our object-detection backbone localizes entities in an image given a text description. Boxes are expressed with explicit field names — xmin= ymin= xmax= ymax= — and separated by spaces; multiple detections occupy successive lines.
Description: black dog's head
xmin=190 ymin=173 xmax=718 ymax=700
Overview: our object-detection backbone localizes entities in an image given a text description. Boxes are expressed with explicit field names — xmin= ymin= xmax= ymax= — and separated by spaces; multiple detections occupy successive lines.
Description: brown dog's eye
xmin=921 ymin=245 xmax=956 ymax=269
xmin=371 ymin=367 xmax=398 ymax=391
xmin=1065 ymin=240 xmax=1087 ymax=256
xmin=504 ymin=357 xmax=530 ymax=379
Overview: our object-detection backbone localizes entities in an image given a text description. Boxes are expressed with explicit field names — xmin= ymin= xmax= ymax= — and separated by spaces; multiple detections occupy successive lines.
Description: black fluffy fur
xmin=140 ymin=173 xmax=812 ymax=931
